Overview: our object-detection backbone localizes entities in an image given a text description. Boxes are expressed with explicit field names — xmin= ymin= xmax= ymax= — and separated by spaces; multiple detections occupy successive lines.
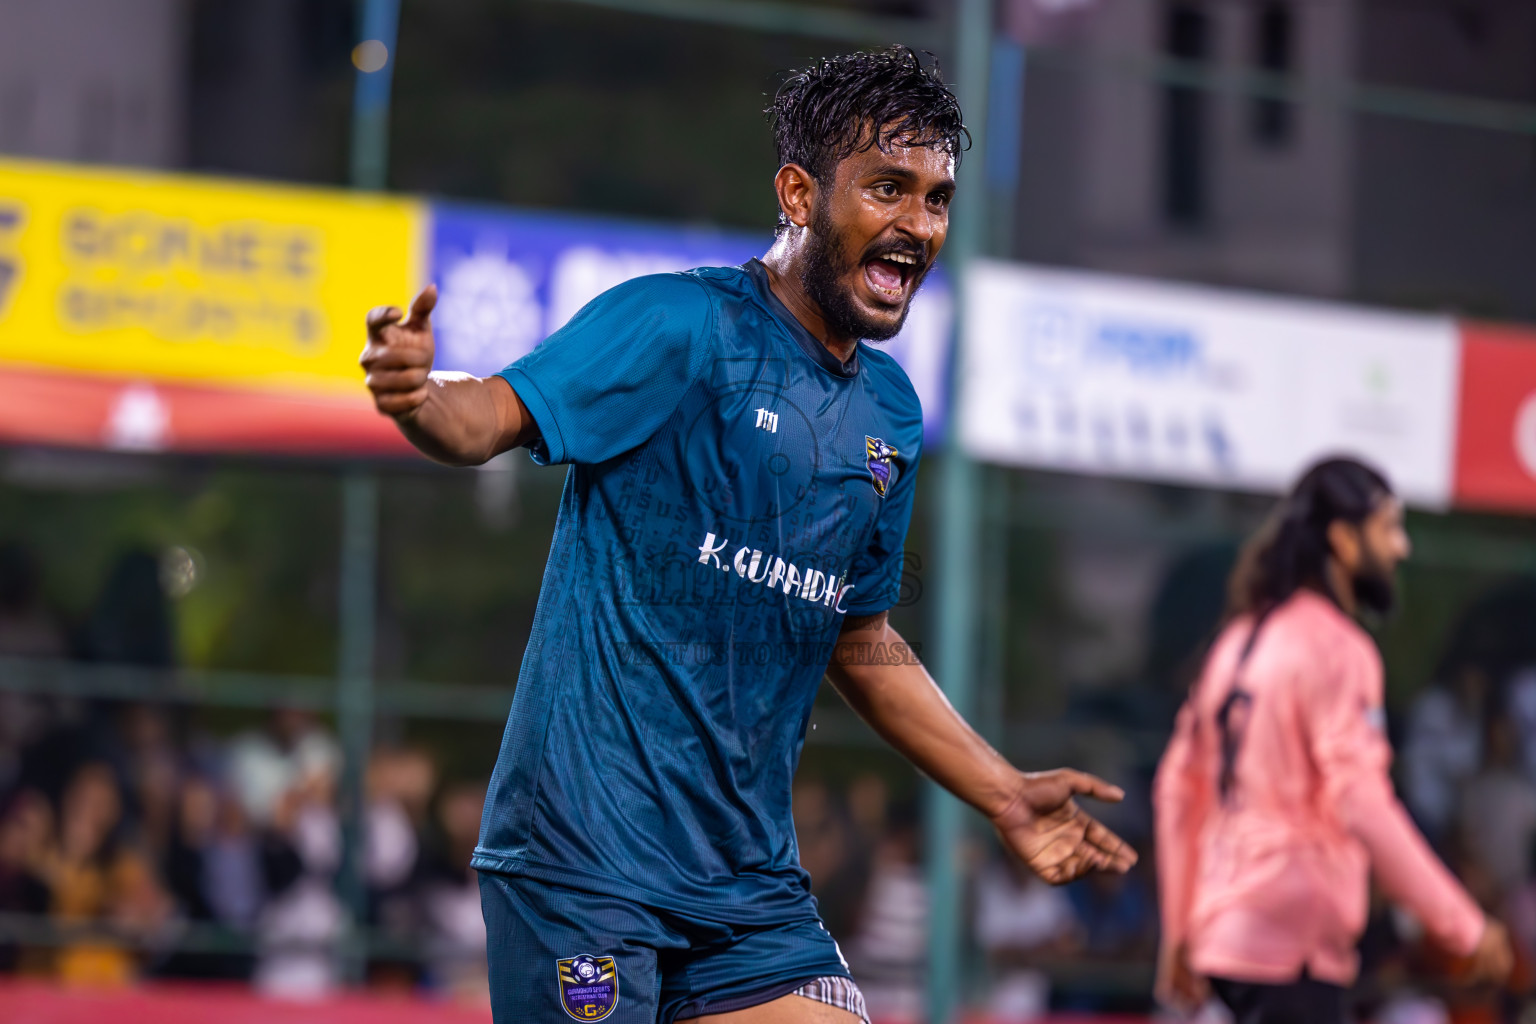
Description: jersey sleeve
xmin=1308 ymin=631 xmax=1485 ymax=956
xmin=843 ymin=436 xmax=921 ymax=616
xmin=497 ymin=273 xmax=714 ymax=466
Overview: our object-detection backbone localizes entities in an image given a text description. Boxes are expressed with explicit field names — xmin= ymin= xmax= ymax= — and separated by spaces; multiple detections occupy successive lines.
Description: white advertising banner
xmin=960 ymin=260 xmax=1462 ymax=507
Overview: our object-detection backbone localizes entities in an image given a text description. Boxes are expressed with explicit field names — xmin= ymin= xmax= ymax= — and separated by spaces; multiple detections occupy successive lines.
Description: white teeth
xmin=884 ymin=254 xmax=917 ymax=265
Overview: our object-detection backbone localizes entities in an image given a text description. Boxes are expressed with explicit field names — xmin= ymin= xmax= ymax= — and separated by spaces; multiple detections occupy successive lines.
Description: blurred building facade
xmin=182 ymin=0 xmax=353 ymax=182
xmin=0 ymin=0 xmax=352 ymax=181
xmin=1011 ymin=0 xmax=1536 ymax=320
xmin=1352 ymin=0 xmax=1536 ymax=321
xmin=0 ymin=0 xmax=186 ymax=168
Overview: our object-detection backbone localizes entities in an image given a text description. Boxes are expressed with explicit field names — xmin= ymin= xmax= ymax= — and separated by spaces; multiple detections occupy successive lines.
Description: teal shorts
xmin=478 ymin=870 xmax=856 ymax=1023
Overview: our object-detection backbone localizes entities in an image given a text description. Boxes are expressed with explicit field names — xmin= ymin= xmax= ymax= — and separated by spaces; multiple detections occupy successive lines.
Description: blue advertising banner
xmin=427 ymin=201 xmax=951 ymax=443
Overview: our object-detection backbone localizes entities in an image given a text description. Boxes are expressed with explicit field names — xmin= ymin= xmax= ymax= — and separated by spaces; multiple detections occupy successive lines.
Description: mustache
xmin=859 ymin=239 xmax=929 ymax=268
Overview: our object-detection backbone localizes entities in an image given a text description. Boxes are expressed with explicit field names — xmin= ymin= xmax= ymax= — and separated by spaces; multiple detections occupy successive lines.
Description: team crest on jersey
xmin=865 ymin=436 xmax=898 ymax=497
xmin=557 ymin=954 xmax=618 ymax=1020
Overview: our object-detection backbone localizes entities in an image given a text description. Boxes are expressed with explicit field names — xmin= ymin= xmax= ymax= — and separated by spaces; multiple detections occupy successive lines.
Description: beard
xmin=799 ymin=200 xmax=927 ymax=343
xmin=1351 ymin=551 xmax=1398 ymax=617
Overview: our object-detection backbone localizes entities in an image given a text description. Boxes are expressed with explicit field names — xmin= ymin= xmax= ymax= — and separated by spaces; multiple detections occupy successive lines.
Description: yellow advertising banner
xmin=0 ymin=158 xmax=422 ymax=395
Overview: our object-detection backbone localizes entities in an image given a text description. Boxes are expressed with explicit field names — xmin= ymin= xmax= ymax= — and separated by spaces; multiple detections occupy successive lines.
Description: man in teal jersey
xmin=362 ymin=48 xmax=1135 ymax=1024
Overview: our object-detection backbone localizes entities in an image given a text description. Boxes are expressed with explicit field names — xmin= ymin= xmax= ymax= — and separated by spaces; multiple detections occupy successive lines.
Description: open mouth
xmin=862 ymin=252 xmax=921 ymax=304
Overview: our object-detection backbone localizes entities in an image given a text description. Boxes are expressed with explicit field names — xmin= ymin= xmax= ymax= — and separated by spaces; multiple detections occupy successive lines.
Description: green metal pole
xmin=338 ymin=0 xmax=400 ymax=979
xmin=926 ymin=1 xmax=992 ymax=1022
xmin=350 ymin=0 xmax=403 ymax=192
xmin=336 ymin=469 xmax=379 ymax=960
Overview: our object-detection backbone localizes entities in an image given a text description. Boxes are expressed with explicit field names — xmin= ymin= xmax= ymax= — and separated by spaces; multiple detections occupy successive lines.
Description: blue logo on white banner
xmin=428 ymin=201 xmax=952 ymax=444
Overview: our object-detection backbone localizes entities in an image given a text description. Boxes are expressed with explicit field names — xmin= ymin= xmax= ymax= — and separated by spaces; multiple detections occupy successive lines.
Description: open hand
xmin=361 ymin=284 xmax=438 ymax=419
xmin=990 ymin=769 xmax=1138 ymax=884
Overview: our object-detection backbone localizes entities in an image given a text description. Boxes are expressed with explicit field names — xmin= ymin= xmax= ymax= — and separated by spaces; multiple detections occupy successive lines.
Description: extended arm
xmin=825 ymin=611 xmax=1137 ymax=884
xmin=1327 ymin=751 xmax=1512 ymax=982
xmin=1335 ymin=778 xmax=1484 ymax=949
xmin=1310 ymin=642 xmax=1511 ymax=981
xmin=361 ymin=286 xmax=537 ymax=466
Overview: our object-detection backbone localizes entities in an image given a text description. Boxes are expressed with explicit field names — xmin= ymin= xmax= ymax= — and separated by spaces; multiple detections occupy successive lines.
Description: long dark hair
xmin=1227 ymin=457 xmax=1393 ymax=618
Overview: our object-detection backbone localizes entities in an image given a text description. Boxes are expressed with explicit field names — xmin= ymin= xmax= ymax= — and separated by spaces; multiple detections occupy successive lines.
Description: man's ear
xmin=773 ymin=163 xmax=817 ymax=230
xmin=1326 ymin=519 xmax=1361 ymax=574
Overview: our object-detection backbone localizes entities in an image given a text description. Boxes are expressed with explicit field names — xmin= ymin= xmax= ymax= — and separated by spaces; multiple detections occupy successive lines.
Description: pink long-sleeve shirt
xmin=1154 ymin=590 xmax=1484 ymax=985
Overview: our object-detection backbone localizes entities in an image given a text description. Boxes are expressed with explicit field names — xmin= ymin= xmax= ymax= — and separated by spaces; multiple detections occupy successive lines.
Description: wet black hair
xmin=1228 ymin=457 xmax=1394 ymax=617
xmin=767 ymin=46 xmax=969 ymax=232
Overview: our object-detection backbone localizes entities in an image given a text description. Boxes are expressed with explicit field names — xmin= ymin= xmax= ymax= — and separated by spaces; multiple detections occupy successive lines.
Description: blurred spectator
xmin=0 ymin=684 xmax=509 ymax=997
xmin=1458 ymin=716 xmax=1536 ymax=900
xmin=366 ymin=746 xmax=433 ymax=899
xmin=252 ymin=765 xmax=344 ymax=998
xmin=14 ymin=700 xmax=127 ymax=812
xmin=419 ymin=779 xmax=490 ymax=1003
xmin=0 ymin=789 xmax=53 ymax=973
xmin=159 ymin=774 xmax=260 ymax=980
xmin=1504 ymin=668 xmax=1536 ymax=785
xmin=39 ymin=761 xmax=172 ymax=986
xmin=1066 ymin=868 xmax=1154 ymax=959
xmin=107 ymin=843 xmax=176 ymax=973
xmin=847 ymin=772 xmax=889 ymax=852
xmin=974 ymin=854 xmax=1078 ymax=1022
xmin=0 ymin=542 xmax=66 ymax=800
xmin=1504 ymin=839 xmax=1536 ymax=979
xmin=204 ymin=791 xmax=265 ymax=930
xmin=363 ymin=746 xmax=434 ymax=990
xmin=0 ymin=542 xmax=66 ymax=659
xmin=226 ymin=708 xmax=341 ymax=827
xmin=11 ymin=547 xmax=179 ymax=812
xmin=44 ymin=761 xmax=128 ymax=982
xmin=118 ymin=704 xmax=181 ymax=859
xmin=1370 ymin=992 xmax=1452 ymax=1024
xmin=845 ymin=799 xmax=926 ymax=1023
xmin=791 ymin=777 xmax=870 ymax=942
xmin=0 ymin=546 xmax=485 ymax=994
xmin=0 ymin=694 xmax=51 ymax=802
xmin=1403 ymin=663 xmax=1487 ymax=846
xmin=162 ymin=776 xmax=222 ymax=925
xmin=371 ymin=746 xmax=437 ymax=830
xmin=77 ymin=549 xmax=174 ymax=667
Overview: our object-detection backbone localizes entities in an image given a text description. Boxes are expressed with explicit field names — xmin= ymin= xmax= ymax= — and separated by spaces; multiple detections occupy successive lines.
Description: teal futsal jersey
xmin=471 ymin=259 xmax=923 ymax=925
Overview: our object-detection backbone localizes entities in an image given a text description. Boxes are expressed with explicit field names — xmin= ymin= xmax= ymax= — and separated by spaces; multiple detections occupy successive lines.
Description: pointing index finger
xmin=401 ymin=283 xmax=438 ymax=328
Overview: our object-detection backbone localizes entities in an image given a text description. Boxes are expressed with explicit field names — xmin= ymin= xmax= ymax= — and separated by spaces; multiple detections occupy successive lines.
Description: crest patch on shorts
xmin=557 ymin=954 xmax=619 ymax=1021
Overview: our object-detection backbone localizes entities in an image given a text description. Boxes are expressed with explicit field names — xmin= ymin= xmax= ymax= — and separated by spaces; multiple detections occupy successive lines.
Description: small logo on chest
xmin=866 ymin=435 xmax=898 ymax=497
xmin=754 ymin=407 xmax=779 ymax=433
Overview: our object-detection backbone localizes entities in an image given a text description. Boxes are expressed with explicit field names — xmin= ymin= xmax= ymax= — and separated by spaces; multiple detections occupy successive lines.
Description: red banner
xmin=0 ymin=981 xmax=490 ymax=1024
xmin=1452 ymin=323 xmax=1536 ymax=512
xmin=0 ymin=363 xmax=413 ymax=457
xmin=0 ymin=982 xmax=1152 ymax=1024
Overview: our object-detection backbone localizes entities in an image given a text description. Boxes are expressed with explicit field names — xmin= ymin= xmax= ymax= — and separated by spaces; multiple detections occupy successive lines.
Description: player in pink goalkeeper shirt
xmin=1154 ymin=458 xmax=1513 ymax=1022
